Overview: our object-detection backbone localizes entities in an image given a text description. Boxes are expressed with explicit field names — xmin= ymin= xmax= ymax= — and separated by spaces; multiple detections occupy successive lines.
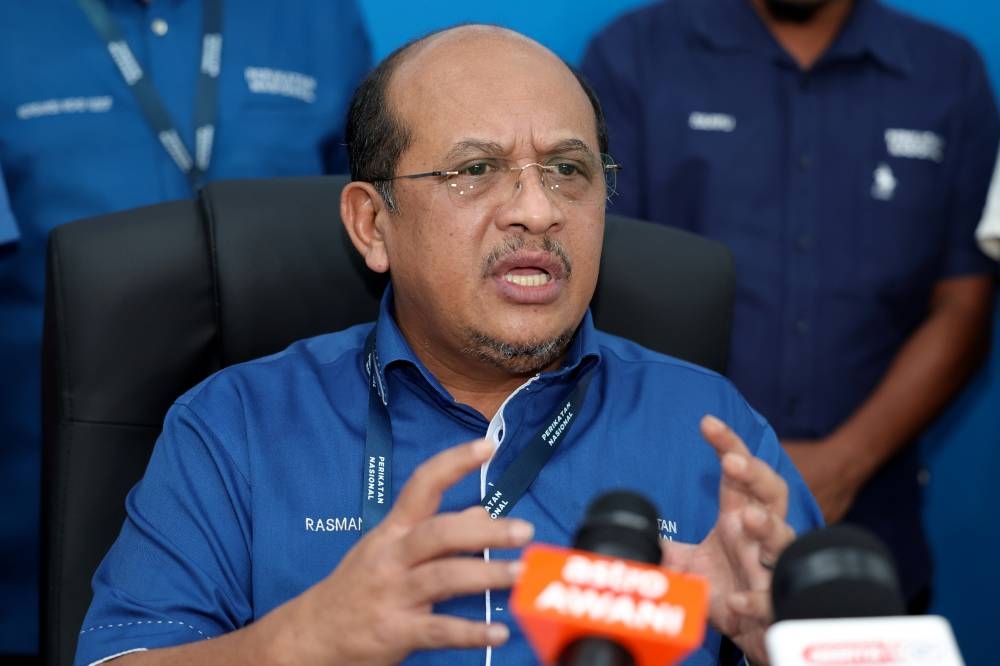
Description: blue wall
xmin=358 ymin=1 xmax=1000 ymax=662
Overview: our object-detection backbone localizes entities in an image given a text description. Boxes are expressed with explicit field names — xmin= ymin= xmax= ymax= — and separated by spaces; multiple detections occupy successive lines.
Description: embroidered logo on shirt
xmin=305 ymin=516 xmax=363 ymax=532
xmin=658 ymin=517 xmax=679 ymax=541
xmin=16 ymin=96 xmax=113 ymax=120
xmin=688 ymin=112 xmax=736 ymax=132
xmin=871 ymin=162 xmax=897 ymax=201
xmin=884 ymin=128 xmax=945 ymax=163
xmin=244 ymin=67 xmax=317 ymax=103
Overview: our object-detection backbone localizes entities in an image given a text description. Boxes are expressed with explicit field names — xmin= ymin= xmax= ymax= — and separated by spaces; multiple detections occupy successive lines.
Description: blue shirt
xmin=77 ymin=293 xmax=822 ymax=666
xmin=0 ymin=162 xmax=15 ymax=245
xmin=0 ymin=0 xmax=370 ymax=653
xmin=581 ymin=0 xmax=999 ymax=599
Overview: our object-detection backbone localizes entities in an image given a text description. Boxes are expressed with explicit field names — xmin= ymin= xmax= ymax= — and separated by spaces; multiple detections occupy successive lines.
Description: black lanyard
xmin=78 ymin=0 xmax=223 ymax=188
xmin=361 ymin=330 xmax=594 ymax=533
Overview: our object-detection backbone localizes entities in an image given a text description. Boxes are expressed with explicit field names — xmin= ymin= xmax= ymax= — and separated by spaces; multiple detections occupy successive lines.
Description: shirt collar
xmin=690 ymin=0 xmax=912 ymax=76
xmin=371 ymin=283 xmax=602 ymax=401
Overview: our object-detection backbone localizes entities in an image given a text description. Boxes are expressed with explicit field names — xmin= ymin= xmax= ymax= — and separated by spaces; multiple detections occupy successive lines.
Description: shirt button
xmin=796 ymin=235 xmax=814 ymax=252
xmin=799 ymin=74 xmax=811 ymax=90
xmin=151 ymin=19 xmax=169 ymax=36
xmin=795 ymin=319 xmax=809 ymax=335
xmin=798 ymin=153 xmax=813 ymax=171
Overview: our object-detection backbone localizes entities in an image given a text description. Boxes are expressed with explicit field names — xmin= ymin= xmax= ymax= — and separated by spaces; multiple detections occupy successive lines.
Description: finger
xmin=700 ymin=414 xmax=752 ymax=458
xmin=741 ymin=504 xmax=796 ymax=571
xmin=406 ymin=557 xmax=523 ymax=605
xmin=721 ymin=451 xmax=789 ymax=518
xmin=387 ymin=439 xmax=494 ymax=527
xmin=728 ymin=589 xmax=773 ymax=625
xmin=404 ymin=616 xmax=511 ymax=651
xmin=402 ymin=506 xmax=534 ymax=565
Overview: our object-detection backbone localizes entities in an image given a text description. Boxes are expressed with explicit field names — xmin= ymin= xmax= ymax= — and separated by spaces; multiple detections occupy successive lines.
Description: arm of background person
xmin=783 ymin=46 xmax=1000 ymax=524
xmin=0 ymin=161 xmax=20 ymax=246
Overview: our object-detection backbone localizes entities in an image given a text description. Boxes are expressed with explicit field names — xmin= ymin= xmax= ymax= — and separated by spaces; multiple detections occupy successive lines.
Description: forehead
xmin=389 ymin=30 xmax=598 ymax=162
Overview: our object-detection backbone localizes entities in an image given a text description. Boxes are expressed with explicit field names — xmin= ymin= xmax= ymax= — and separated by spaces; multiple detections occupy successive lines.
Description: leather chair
xmin=40 ymin=175 xmax=733 ymax=666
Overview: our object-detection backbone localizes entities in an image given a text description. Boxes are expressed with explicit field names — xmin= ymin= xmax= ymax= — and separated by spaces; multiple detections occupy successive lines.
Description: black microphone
xmin=771 ymin=523 xmax=905 ymax=621
xmin=766 ymin=526 xmax=966 ymax=665
xmin=558 ymin=491 xmax=663 ymax=666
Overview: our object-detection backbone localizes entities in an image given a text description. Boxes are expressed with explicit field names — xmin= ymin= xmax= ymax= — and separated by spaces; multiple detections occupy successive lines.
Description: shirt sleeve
xmin=579 ymin=16 xmax=648 ymax=220
xmin=941 ymin=45 xmax=1000 ymax=276
xmin=322 ymin=0 xmax=373 ymax=175
xmin=74 ymin=402 xmax=253 ymax=666
xmin=0 ymin=163 xmax=19 ymax=246
xmin=975 ymin=149 xmax=1000 ymax=261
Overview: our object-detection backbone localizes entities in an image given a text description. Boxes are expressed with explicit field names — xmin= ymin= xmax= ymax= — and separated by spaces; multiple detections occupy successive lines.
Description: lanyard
xmin=361 ymin=330 xmax=594 ymax=533
xmin=77 ymin=0 xmax=223 ymax=188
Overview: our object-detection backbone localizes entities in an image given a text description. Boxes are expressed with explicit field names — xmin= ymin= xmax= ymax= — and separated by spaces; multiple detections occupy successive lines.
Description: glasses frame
xmin=370 ymin=155 xmax=623 ymax=207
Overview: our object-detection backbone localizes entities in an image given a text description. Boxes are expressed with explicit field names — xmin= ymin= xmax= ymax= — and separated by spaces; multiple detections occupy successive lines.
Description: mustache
xmin=480 ymin=235 xmax=573 ymax=279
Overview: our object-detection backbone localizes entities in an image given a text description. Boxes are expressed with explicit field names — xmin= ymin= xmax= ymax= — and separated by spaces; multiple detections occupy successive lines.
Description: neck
xmin=751 ymin=0 xmax=855 ymax=69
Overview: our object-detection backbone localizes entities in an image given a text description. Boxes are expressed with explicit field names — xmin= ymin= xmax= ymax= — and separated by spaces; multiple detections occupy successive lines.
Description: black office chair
xmin=40 ymin=175 xmax=733 ymax=666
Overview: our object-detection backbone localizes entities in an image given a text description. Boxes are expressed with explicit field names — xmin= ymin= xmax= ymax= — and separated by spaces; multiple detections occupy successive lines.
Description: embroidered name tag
xmin=244 ymin=67 xmax=317 ymax=103
xmin=305 ymin=516 xmax=363 ymax=532
xmin=885 ymin=128 xmax=945 ymax=163
xmin=17 ymin=96 xmax=113 ymax=120
xmin=688 ymin=111 xmax=736 ymax=132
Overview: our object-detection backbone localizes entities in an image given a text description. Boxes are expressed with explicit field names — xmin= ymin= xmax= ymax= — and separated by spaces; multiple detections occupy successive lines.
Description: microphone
xmin=765 ymin=524 xmax=965 ymax=666
xmin=511 ymin=491 xmax=710 ymax=666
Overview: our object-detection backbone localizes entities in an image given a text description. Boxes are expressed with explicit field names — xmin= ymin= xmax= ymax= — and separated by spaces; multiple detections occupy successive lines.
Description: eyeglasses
xmin=372 ymin=155 xmax=622 ymax=209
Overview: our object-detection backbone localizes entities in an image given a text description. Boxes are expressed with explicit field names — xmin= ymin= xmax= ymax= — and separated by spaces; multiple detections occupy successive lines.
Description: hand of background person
xmin=264 ymin=438 xmax=532 ymax=665
xmin=662 ymin=415 xmax=796 ymax=666
xmin=782 ymin=438 xmax=862 ymax=524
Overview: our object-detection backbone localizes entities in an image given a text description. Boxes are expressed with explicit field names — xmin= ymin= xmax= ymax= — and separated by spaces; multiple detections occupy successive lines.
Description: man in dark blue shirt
xmin=0 ymin=1 xmax=370 ymax=656
xmin=77 ymin=25 xmax=822 ymax=666
xmin=582 ymin=0 xmax=999 ymax=607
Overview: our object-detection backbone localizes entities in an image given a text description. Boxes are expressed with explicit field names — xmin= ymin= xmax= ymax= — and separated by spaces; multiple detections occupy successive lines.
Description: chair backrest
xmin=40 ymin=175 xmax=733 ymax=666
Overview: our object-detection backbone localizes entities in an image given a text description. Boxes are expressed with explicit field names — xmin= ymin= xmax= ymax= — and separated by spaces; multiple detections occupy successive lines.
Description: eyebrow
xmin=443 ymin=137 xmax=599 ymax=164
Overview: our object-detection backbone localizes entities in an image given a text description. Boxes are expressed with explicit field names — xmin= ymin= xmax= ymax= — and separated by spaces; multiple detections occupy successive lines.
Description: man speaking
xmin=76 ymin=26 xmax=821 ymax=665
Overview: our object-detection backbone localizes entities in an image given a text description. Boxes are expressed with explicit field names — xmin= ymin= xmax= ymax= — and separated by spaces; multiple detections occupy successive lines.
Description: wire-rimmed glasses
xmin=372 ymin=154 xmax=621 ymax=209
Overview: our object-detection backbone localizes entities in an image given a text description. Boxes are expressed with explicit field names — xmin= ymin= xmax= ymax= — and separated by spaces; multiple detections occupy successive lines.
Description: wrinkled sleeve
xmin=579 ymin=17 xmax=647 ymax=219
xmin=943 ymin=46 xmax=1000 ymax=275
xmin=323 ymin=0 xmax=373 ymax=174
xmin=74 ymin=402 xmax=253 ymax=666
xmin=0 ymin=163 xmax=19 ymax=246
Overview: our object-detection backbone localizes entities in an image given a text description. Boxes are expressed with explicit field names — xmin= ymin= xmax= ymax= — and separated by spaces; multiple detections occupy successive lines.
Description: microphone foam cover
xmin=772 ymin=523 xmax=905 ymax=621
xmin=572 ymin=490 xmax=661 ymax=565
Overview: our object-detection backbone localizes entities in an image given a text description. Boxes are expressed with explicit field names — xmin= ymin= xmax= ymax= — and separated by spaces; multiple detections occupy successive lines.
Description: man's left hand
xmin=662 ymin=415 xmax=796 ymax=665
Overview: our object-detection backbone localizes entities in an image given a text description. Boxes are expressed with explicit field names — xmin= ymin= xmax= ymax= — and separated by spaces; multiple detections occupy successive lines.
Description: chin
xmin=462 ymin=325 xmax=577 ymax=376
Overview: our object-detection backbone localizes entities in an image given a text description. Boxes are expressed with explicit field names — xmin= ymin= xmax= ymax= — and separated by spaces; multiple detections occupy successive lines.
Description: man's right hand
xmin=265 ymin=438 xmax=532 ymax=665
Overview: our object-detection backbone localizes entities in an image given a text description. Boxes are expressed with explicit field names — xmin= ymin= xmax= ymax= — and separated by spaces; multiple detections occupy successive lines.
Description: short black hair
xmin=345 ymin=28 xmax=610 ymax=212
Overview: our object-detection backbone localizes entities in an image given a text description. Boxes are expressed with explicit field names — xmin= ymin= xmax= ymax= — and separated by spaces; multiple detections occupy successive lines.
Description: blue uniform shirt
xmin=77 ymin=292 xmax=822 ymax=665
xmin=0 ymin=0 xmax=370 ymax=653
xmin=582 ymin=0 xmax=999 ymax=600
xmin=0 ymin=162 xmax=15 ymax=245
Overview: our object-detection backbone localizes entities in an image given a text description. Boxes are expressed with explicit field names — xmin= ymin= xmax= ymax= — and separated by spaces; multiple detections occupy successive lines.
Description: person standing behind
xmin=0 ymin=1 xmax=370 ymax=659
xmin=582 ymin=0 xmax=999 ymax=610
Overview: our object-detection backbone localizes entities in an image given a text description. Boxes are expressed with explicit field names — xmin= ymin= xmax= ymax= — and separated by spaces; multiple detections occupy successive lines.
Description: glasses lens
xmin=444 ymin=160 xmax=614 ymax=209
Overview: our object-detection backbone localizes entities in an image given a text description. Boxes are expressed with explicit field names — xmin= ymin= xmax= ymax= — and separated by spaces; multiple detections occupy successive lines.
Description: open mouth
xmin=503 ymin=269 xmax=553 ymax=287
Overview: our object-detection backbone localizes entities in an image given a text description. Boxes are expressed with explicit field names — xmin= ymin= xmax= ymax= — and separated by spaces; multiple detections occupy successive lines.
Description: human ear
xmin=340 ymin=181 xmax=390 ymax=274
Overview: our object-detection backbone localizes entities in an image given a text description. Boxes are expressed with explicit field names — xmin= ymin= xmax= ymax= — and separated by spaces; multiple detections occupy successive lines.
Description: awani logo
xmin=802 ymin=641 xmax=943 ymax=665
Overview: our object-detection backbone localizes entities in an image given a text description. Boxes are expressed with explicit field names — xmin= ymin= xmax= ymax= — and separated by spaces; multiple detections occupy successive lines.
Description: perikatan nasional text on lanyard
xmin=361 ymin=329 xmax=595 ymax=533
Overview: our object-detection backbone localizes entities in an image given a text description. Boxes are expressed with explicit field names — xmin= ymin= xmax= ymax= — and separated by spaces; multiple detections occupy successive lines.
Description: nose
xmin=495 ymin=164 xmax=566 ymax=234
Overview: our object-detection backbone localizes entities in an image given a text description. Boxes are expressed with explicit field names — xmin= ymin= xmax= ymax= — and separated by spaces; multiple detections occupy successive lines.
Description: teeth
xmin=504 ymin=272 xmax=552 ymax=287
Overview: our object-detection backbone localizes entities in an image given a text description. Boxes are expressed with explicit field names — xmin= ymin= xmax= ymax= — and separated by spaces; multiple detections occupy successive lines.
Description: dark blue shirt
xmin=582 ymin=0 xmax=999 ymax=599
xmin=77 ymin=293 xmax=822 ymax=666
xmin=0 ymin=162 xmax=15 ymax=245
xmin=0 ymin=0 xmax=370 ymax=652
